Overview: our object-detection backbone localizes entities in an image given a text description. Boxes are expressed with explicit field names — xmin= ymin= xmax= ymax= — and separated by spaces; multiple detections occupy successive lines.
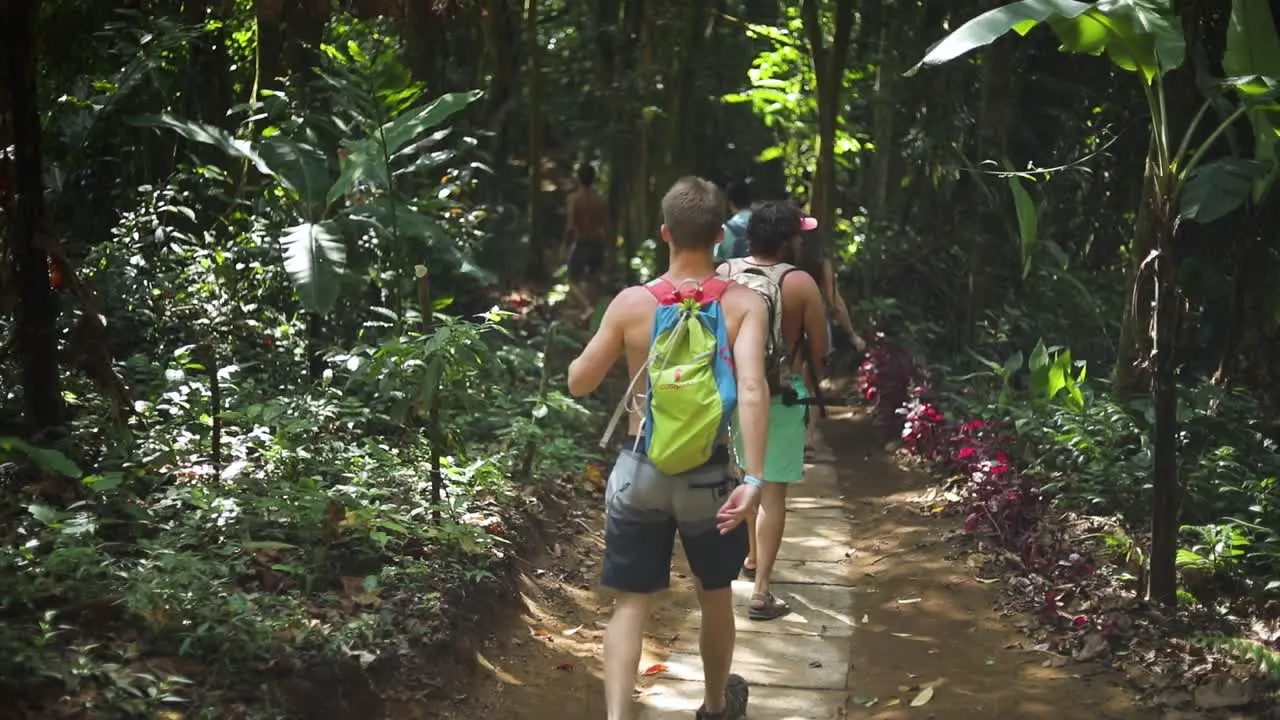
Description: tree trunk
xmin=405 ymin=0 xmax=451 ymax=91
xmin=632 ymin=0 xmax=655 ymax=269
xmin=1113 ymin=139 xmax=1161 ymax=398
xmin=1147 ymin=208 xmax=1180 ymax=607
xmin=183 ymin=1 xmax=235 ymax=126
xmin=3 ymin=0 xmax=63 ymax=436
xmin=256 ymin=0 xmax=285 ymax=90
xmin=524 ymin=0 xmax=546 ymax=281
xmin=802 ymin=0 xmax=855 ymax=231
xmin=282 ymin=0 xmax=328 ymax=100
xmin=865 ymin=0 xmax=895 ymax=223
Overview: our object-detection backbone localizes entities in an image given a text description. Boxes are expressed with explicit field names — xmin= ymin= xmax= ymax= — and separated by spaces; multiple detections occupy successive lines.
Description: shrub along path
xmin=432 ymin=406 xmax=1150 ymax=719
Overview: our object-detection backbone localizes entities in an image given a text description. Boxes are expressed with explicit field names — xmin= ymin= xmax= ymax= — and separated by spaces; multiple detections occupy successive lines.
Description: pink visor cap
xmin=800 ymin=216 xmax=818 ymax=231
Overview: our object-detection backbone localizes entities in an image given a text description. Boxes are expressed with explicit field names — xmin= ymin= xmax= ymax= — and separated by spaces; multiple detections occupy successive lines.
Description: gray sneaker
xmin=695 ymin=673 xmax=748 ymax=719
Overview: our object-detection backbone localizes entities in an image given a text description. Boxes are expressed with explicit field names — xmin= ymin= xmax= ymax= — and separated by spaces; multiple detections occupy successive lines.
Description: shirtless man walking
xmin=568 ymin=176 xmax=771 ymax=720
xmin=562 ymin=162 xmax=613 ymax=308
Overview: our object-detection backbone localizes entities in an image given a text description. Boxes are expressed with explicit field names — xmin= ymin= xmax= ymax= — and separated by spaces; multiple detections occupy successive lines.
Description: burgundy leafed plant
xmin=855 ymin=337 xmax=1099 ymax=608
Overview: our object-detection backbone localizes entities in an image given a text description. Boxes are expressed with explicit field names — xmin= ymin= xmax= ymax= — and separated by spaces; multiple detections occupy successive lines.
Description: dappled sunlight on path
xmin=636 ymin=407 xmax=1151 ymax=720
xmin=435 ymin=407 xmax=1151 ymax=720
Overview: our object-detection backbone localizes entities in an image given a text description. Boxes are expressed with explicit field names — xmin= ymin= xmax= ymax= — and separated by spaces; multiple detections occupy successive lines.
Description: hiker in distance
xmin=718 ymin=201 xmax=830 ymax=621
xmin=714 ymin=179 xmax=753 ymax=262
xmin=561 ymin=162 xmax=613 ymax=312
xmin=795 ymin=228 xmax=865 ymax=462
xmin=567 ymin=176 xmax=771 ymax=720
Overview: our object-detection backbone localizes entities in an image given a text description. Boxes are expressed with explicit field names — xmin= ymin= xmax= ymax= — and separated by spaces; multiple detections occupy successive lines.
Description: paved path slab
xmin=681 ymin=580 xmax=858 ymax=637
xmin=638 ymin=679 xmax=847 ymax=719
xmin=661 ymin=631 xmax=849 ymax=689
xmin=637 ymin=447 xmax=857 ymax=717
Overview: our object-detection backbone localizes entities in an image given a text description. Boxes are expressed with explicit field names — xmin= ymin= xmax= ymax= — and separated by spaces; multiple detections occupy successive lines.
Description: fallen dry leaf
xmin=562 ymin=625 xmax=583 ymax=636
xmin=910 ymin=686 xmax=934 ymax=707
xmin=640 ymin=663 xmax=669 ymax=676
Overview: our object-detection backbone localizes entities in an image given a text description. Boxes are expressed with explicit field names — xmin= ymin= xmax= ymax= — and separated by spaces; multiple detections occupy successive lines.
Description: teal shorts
xmin=732 ymin=375 xmax=810 ymax=484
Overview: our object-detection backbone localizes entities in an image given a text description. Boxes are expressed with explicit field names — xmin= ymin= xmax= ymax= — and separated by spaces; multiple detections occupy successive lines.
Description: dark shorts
xmin=568 ymin=240 xmax=604 ymax=281
xmin=601 ymin=441 xmax=748 ymax=594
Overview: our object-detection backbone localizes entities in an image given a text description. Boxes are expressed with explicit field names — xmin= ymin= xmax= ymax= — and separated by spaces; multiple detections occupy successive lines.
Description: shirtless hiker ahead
xmin=568 ymin=176 xmax=771 ymax=720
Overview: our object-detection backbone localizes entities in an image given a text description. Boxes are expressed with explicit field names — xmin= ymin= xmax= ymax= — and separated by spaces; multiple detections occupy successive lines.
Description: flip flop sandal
xmin=740 ymin=563 xmax=756 ymax=580
xmin=748 ymin=592 xmax=791 ymax=621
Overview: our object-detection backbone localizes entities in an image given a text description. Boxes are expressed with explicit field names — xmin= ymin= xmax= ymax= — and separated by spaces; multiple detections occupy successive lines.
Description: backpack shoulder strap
xmin=599 ymin=282 xmax=663 ymax=449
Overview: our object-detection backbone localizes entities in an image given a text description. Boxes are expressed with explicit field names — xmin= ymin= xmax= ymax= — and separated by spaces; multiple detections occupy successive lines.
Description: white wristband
xmin=743 ymin=474 xmax=765 ymax=489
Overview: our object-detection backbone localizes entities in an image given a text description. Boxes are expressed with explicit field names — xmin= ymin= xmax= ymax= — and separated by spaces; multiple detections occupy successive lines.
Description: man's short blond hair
xmin=661 ymin=176 xmax=725 ymax=251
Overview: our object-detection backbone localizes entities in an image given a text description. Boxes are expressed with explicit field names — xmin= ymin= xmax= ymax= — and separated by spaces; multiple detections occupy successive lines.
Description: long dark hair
xmin=794 ymin=229 xmax=830 ymax=291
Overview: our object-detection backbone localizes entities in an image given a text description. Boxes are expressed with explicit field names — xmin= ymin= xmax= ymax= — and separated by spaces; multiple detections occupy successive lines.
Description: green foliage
xmin=128 ymin=44 xmax=484 ymax=315
xmin=1195 ymin=635 xmax=1280 ymax=679
xmin=945 ymin=343 xmax=1280 ymax=602
xmin=0 ymin=11 xmax=600 ymax=717
xmin=908 ymin=0 xmax=1186 ymax=84
xmin=722 ymin=5 xmax=869 ymax=217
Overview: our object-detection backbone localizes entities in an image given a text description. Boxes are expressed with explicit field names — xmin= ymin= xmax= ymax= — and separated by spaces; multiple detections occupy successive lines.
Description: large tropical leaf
xmin=378 ymin=90 xmax=483 ymax=158
xmin=126 ymin=114 xmax=273 ymax=176
xmin=280 ymin=221 xmax=347 ymax=313
xmin=1223 ymin=0 xmax=1280 ymax=201
xmin=326 ymin=137 xmax=386 ymax=206
xmin=905 ymin=0 xmax=1092 ymax=75
xmin=259 ymin=136 xmax=333 ymax=211
xmin=1179 ymin=157 xmax=1271 ymax=224
xmin=905 ymin=0 xmax=1184 ymax=83
xmin=326 ymin=90 xmax=481 ymax=205
xmin=343 ymin=200 xmax=496 ymax=283
xmin=1006 ymin=169 xmax=1040 ymax=279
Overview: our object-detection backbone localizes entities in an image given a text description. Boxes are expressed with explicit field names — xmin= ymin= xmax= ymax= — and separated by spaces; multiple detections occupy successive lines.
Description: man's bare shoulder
xmin=605 ymin=285 xmax=656 ymax=318
xmin=721 ymin=282 xmax=767 ymax=316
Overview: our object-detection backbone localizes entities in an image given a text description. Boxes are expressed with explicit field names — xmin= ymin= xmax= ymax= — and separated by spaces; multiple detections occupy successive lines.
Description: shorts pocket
xmin=607 ymin=450 xmax=672 ymax=516
xmin=672 ymin=467 xmax=735 ymax=532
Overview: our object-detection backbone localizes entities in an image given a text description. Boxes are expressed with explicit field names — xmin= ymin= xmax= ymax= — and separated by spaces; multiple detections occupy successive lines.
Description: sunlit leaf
xmin=126 ymin=114 xmax=273 ymax=176
xmin=84 ymin=473 xmax=124 ymax=492
xmin=28 ymin=503 xmax=59 ymax=525
xmin=280 ymin=221 xmax=347 ymax=313
xmin=906 ymin=0 xmax=1093 ymax=76
xmin=907 ymin=0 xmax=1184 ymax=83
xmin=378 ymin=90 xmax=483 ymax=158
xmin=1223 ymin=0 xmax=1280 ymax=201
xmin=0 ymin=436 xmax=83 ymax=478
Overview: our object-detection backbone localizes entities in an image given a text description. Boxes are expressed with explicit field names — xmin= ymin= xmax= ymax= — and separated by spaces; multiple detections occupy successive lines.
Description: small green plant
xmin=1195 ymin=636 xmax=1280 ymax=680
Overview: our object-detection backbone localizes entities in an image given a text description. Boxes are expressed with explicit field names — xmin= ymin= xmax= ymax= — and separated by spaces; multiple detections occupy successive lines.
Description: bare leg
xmin=751 ymin=482 xmax=789 ymax=606
xmin=603 ymin=592 xmax=650 ymax=720
xmin=696 ymin=582 xmax=735 ymax=713
xmin=744 ymin=512 xmax=758 ymax=571
xmin=805 ymin=408 xmax=821 ymax=447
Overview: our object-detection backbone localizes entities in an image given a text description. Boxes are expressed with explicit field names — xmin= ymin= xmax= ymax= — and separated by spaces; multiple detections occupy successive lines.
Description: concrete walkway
xmin=633 ymin=407 xmax=1148 ymax=720
xmin=637 ymin=430 xmax=859 ymax=718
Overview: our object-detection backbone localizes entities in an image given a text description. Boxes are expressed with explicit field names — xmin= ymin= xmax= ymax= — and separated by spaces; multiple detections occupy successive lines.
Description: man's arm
xmin=731 ymin=290 xmax=770 ymax=480
xmin=567 ymin=288 xmax=635 ymax=396
xmin=823 ymin=259 xmax=857 ymax=338
xmin=562 ymin=192 xmax=579 ymax=252
xmin=797 ymin=272 xmax=830 ymax=383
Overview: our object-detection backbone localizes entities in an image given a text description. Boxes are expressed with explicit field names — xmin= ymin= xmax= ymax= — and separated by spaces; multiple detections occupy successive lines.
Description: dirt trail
xmin=428 ymin=407 xmax=1153 ymax=719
